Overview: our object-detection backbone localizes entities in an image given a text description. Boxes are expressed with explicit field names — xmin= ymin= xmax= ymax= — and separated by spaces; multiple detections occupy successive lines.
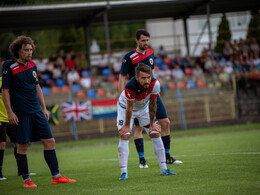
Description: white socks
xmin=118 ymin=139 xmax=129 ymax=174
xmin=152 ymin=137 xmax=167 ymax=171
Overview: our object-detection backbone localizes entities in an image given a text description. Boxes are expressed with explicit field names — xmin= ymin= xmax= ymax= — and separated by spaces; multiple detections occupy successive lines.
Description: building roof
xmin=0 ymin=0 xmax=259 ymax=32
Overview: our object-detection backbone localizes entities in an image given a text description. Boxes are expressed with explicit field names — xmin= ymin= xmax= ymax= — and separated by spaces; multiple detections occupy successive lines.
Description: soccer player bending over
xmin=1 ymin=35 xmax=76 ymax=188
xmin=117 ymin=63 xmax=177 ymax=180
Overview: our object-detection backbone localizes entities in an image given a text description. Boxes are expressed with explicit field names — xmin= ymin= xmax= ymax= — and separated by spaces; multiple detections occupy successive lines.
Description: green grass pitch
xmin=0 ymin=124 xmax=260 ymax=194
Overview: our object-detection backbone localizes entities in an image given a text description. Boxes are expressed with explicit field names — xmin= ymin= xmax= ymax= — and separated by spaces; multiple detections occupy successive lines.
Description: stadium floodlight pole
xmin=104 ymin=0 xmax=112 ymax=73
xmin=206 ymin=2 xmax=216 ymax=86
xmin=183 ymin=16 xmax=190 ymax=57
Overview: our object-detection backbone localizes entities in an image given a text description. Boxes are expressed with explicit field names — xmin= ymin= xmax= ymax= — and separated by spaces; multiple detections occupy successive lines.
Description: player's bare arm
xmin=149 ymin=98 xmax=161 ymax=134
xmin=36 ymin=84 xmax=49 ymax=121
xmin=118 ymin=74 xmax=127 ymax=95
xmin=118 ymin=100 xmax=134 ymax=136
xmin=2 ymin=88 xmax=19 ymax=126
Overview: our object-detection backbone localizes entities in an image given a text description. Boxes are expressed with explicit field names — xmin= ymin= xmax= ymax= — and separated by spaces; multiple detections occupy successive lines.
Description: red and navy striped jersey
xmin=118 ymin=77 xmax=160 ymax=111
xmin=120 ymin=48 xmax=154 ymax=79
xmin=1 ymin=60 xmax=42 ymax=114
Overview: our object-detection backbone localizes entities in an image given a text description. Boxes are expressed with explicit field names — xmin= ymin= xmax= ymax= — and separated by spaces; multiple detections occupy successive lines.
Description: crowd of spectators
xmin=153 ymin=38 xmax=260 ymax=91
xmin=35 ymin=37 xmax=260 ymax=97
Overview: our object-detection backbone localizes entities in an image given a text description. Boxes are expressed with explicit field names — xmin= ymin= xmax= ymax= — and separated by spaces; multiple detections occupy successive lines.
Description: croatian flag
xmin=92 ymin=98 xmax=118 ymax=119
xmin=62 ymin=101 xmax=92 ymax=121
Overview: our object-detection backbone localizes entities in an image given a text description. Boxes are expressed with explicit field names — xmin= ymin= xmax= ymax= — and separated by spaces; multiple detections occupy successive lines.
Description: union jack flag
xmin=62 ymin=101 xmax=92 ymax=121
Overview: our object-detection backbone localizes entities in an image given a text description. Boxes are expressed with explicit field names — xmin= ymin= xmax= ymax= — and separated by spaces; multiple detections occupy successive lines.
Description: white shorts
xmin=117 ymin=102 xmax=150 ymax=130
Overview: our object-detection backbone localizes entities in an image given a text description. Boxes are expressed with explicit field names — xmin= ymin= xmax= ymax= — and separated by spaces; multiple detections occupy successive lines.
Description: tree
xmin=247 ymin=11 xmax=260 ymax=46
xmin=214 ymin=14 xmax=232 ymax=53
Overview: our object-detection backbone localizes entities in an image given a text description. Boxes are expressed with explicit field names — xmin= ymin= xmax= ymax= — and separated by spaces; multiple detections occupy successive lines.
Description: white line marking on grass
xmin=79 ymin=152 xmax=260 ymax=162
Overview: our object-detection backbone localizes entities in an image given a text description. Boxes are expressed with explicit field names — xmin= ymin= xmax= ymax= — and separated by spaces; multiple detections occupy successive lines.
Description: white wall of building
xmin=146 ymin=11 xmax=251 ymax=58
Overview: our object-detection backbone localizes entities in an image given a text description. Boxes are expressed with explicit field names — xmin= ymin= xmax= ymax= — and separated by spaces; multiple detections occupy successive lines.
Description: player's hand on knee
xmin=149 ymin=122 xmax=161 ymax=134
xmin=118 ymin=126 xmax=132 ymax=137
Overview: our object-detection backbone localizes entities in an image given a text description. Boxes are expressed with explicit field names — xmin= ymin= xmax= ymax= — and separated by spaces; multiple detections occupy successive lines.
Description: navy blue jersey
xmin=120 ymin=48 xmax=154 ymax=79
xmin=2 ymin=60 xmax=41 ymax=114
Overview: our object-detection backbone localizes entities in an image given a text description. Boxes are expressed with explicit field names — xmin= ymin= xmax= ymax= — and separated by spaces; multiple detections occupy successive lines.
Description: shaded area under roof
xmin=0 ymin=0 xmax=259 ymax=32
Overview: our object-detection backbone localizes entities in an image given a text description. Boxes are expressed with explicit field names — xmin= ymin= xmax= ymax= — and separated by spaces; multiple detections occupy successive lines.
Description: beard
xmin=139 ymin=44 xmax=148 ymax=51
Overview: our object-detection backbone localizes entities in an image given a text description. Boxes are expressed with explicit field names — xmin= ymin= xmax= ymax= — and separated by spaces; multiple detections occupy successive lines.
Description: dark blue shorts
xmin=134 ymin=95 xmax=168 ymax=125
xmin=15 ymin=111 xmax=53 ymax=144
xmin=0 ymin=122 xmax=17 ymax=143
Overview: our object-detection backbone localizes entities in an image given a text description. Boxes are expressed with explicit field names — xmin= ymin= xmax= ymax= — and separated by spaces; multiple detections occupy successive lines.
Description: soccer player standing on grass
xmin=0 ymin=70 xmax=18 ymax=181
xmin=1 ymin=36 xmax=76 ymax=188
xmin=117 ymin=63 xmax=176 ymax=180
xmin=119 ymin=29 xmax=182 ymax=168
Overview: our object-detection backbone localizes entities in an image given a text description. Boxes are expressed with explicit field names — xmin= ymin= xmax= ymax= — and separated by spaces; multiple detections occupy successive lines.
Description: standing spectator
xmin=1 ymin=35 xmax=76 ymax=187
xmin=117 ymin=63 xmax=176 ymax=180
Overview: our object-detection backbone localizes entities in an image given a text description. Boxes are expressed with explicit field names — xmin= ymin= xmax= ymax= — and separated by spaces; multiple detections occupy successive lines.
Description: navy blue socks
xmin=162 ymin=135 xmax=171 ymax=158
xmin=44 ymin=150 xmax=60 ymax=177
xmin=134 ymin=138 xmax=145 ymax=161
xmin=16 ymin=153 xmax=29 ymax=180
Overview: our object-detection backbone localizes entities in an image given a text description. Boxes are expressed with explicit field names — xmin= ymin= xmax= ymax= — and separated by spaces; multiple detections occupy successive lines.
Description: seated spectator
xmin=223 ymin=41 xmax=233 ymax=59
xmin=112 ymin=57 xmax=122 ymax=79
xmin=218 ymin=68 xmax=230 ymax=85
xmin=58 ymin=49 xmax=66 ymax=61
xmin=172 ymin=54 xmax=183 ymax=70
xmin=253 ymin=52 xmax=260 ymax=68
xmin=80 ymin=71 xmax=92 ymax=90
xmin=161 ymin=65 xmax=172 ymax=81
xmin=238 ymin=38 xmax=249 ymax=54
xmin=52 ymin=64 xmax=63 ymax=81
xmin=76 ymin=52 xmax=88 ymax=71
xmin=172 ymin=64 xmax=185 ymax=81
xmin=182 ymin=55 xmax=193 ymax=68
xmin=98 ymin=54 xmax=109 ymax=75
xmin=233 ymin=60 xmax=242 ymax=75
xmin=241 ymin=57 xmax=251 ymax=72
xmin=224 ymin=61 xmax=234 ymax=76
xmin=67 ymin=67 xmax=80 ymax=87
xmin=249 ymin=38 xmax=259 ymax=55
xmin=65 ymin=54 xmax=75 ymax=70
xmin=232 ymin=39 xmax=238 ymax=54
xmin=49 ymin=52 xmax=58 ymax=64
xmin=204 ymin=56 xmax=216 ymax=74
xmin=36 ymin=57 xmax=48 ymax=73
xmin=157 ymin=45 xmax=167 ymax=60
xmin=56 ymin=57 xmax=66 ymax=72
xmin=192 ymin=64 xmax=205 ymax=81
xmin=218 ymin=56 xmax=227 ymax=67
